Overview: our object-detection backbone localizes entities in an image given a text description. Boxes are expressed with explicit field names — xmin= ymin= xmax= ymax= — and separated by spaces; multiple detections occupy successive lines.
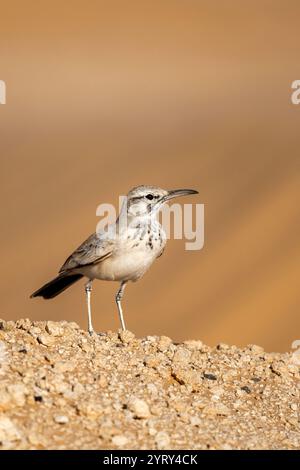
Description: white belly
xmin=79 ymin=221 xmax=166 ymax=282
xmin=93 ymin=250 xmax=157 ymax=281
xmin=80 ymin=244 xmax=162 ymax=282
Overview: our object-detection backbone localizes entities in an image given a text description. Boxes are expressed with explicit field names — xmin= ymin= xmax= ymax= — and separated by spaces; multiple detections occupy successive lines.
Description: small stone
xmin=287 ymin=364 xmax=299 ymax=375
xmin=184 ymin=340 xmax=208 ymax=352
xmin=15 ymin=318 xmax=32 ymax=331
xmin=77 ymin=401 xmax=104 ymax=419
xmin=155 ymin=431 xmax=170 ymax=449
xmin=54 ymin=415 xmax=69 ymax=424
xmin=222 ymin=369 xmax=238 ymax=381
xmin=173 ymin=348 xmax=191 ymax=364
xmin=6 ymin=384 xmax=27 ymax=406
xmin=157 ymin=336 xmax=172 ymax=352
xmin=118 ymin=330 xmax=135 ymax=344
xmin=148 ymin=427 xmax=158 ymax=436
xmin=28 ymin=432 xmax=42 ymax=446
xmin=287 ymin=417 xmax=298 ymax=427
xmin=203 ymin=373 xmax=217 ymax=381
xmin=216 ymin=343 xmax=230 ymax=351
xmin=222 ymin=444 xmax=232 ymax=450
xmin=211 ymin=385 xmax=224 ymax=396
xmin=146 ymin=335 xmax=158 ymax=343
xmin=172 ymin=367 xmax=201 ymax=388
xmin=0 ymin=416 xmax=21 ymax=442
xmin=270 ymin=362 xmax=284 ymax=376
xmin=72 ymin=383 xmax=85 ymax=396
xmin=0 ymin=341 xmax=8 ymax=369
xmin=203 ymin=403 xmax=230 ymax=416
xmin=241 ymin=386 xmax=251 ymax=394
xmin=147 ymin=384 xmax=158 ymax=395
xmin=37 ymin=334 xmax=56 ymax=347
xmin=29 ymin=326 xmax=42 ymax=337
xmin=52 ymin=378 xmax=70 ymax=395
xmin=98 ymin=375 xmax=108 ymax=388
xmin=128 ymin=397 xmax=151 ymax=419
xmin=248 ymin=344 xmax=264 ymax=354
xmin=2 ymin=321 xmax=15 ymax=331
xmin=290 ymin=403 xmax=298 ymax=411
xmin=190 ymin=416 xmax=201 ymax=426
xmin=144 ymin=355 xmax=161 ymax=368
xmin=112 ymin=435 xmax=128 ymax=447
xmin=45 ymin=321 xmax=64 ymax=337
xmin=79 ymin=340 xmax=93 ymax=353
xmin=290 ymin=349 xmax=300 ymax=366
xmin=0 ymin=389 xmax=13 ymax=411
xmin=171 ymin=399 xmax=187 ymax=413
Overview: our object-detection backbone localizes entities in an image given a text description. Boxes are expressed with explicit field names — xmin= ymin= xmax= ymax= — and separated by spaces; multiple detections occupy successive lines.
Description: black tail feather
xmin=30 ymin=273 xmax=83 ymax=299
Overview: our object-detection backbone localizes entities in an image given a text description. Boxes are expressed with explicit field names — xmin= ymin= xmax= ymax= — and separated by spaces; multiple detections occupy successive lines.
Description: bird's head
xmin=120 ymin=185 xmax=198 ymax=219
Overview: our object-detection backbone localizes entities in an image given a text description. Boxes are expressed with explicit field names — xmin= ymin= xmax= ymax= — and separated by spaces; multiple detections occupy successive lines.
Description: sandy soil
xmin=0 ymin=319 xmax=299 ymax=450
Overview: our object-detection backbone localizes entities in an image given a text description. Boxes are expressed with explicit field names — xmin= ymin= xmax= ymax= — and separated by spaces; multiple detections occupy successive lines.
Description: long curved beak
xmin=164 ymin=188 xmax=199 ymax=202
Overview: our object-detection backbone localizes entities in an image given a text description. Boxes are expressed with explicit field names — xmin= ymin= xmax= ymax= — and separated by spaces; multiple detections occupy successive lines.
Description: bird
xmin=31 ymin=185 xmax=198 ymax=334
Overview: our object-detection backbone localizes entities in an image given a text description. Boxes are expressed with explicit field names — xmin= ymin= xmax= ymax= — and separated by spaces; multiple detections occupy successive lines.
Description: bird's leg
xmin=85 ymin=280 xmax=94 ymax=335
xmin=115 ymin=281 xmax=127 ymax=331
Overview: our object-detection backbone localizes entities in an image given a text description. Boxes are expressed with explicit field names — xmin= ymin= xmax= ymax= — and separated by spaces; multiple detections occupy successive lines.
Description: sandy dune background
xmin=1 ymin=1 xmax=299 ymax=351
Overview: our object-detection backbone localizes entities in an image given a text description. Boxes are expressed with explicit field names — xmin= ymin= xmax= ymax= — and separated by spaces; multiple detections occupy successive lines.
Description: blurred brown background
xmin=1 ymin=1 xmax=299 ymax=351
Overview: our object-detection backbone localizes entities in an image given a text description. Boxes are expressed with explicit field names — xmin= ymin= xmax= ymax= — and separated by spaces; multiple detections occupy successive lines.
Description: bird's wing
xmin=59 ymin=232 xmax=114 ymax=273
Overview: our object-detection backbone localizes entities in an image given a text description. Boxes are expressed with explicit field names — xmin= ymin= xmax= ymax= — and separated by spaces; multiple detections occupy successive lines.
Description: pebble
xmin=173 ymin=348 xmax=191 ymax=364
xmin=147 ymin=383 xmax=158 ymax=395
xmin=77 ymin=401 xmax=104 ymax=419
xmin=0 ymin=416 xmax=21 ymax=442
xmin=217 ymin=343 xmax=230 ymax=351
xmin=203 ymin=372 xmax=217 ymax=381
xmin=157 ymin=336 xmax=172 ymax=352
xmin=112 ymin=435 xmax=128 ymax=447
xmin=203 ymin=403 xmax=230 ymax=416
xmin=37 ymin=334 xmax=56 ymax=347
xmin=0 ymin=389 xmax=13 ymax=411
xmin=128 ymin=397 xmax=151 ymax=419
xmin=54 ymin=415 xmax=69 ymax=424
xmin=190 ymin=416 xmax=201 ymax=426
xmin=290 ymin=350 xmax=300 ymax=366
xmin=171 ymin=367 xmax=201 ymax=388
xmin=45 ymin=321 xmax=65 ymax=337
xmin=15 ymin=318 xmax=32 ymax=331
xmin=155 ymin=431 xmax=170 ymax=449
xmin=144 ymin=354 xmax=161 ymax=368
xmin=6 ymin=384 xmax=27 ymax=406
xmin=118 ymin=330 xmax=135 ymax=344
xmin=184 ymin=340 xmax=208 ymax=352
xmin=248 ymin=344 xmax=265 ymax=355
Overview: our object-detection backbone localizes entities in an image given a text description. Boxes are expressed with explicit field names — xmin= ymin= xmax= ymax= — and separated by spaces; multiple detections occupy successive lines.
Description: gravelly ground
xmin=0 ymin=319 xmax=299 ymax=450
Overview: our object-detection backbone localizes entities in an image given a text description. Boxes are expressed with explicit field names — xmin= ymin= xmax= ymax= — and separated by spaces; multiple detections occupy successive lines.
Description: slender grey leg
xmin=115 ymin=281 xmax=127 ymax=331
xmin=85 ymin=280 xmax=94 ymax=335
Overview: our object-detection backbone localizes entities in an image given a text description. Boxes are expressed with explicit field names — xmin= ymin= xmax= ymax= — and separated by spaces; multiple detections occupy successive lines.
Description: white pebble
xmin=128 ymin=397 xmax=151 ymax=419
xmin=54 ymin=415 xmax=69 ymax=424
xmin=112 ymin=435 xmax=128 ymax=447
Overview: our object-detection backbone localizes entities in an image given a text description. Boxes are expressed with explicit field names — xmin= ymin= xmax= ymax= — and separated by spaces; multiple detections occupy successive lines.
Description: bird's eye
xmin=146 ymin=194 xmax=154 ymax=200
